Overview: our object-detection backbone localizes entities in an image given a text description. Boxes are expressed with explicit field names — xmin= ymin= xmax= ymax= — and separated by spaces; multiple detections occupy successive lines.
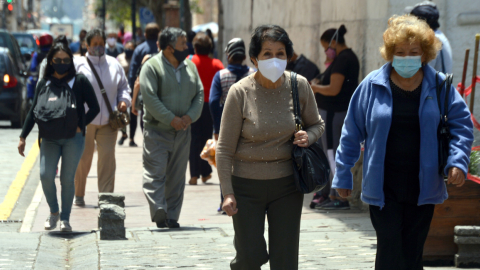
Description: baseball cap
xmin=225 ymin=38 xmax=245 ymax=58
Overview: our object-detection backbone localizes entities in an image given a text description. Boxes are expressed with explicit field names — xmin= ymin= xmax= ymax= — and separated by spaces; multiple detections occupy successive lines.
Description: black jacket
xmin=20 ymin=73 xmax=100 ymax=138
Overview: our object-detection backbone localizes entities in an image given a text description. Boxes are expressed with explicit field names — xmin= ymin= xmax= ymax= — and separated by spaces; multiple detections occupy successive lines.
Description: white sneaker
xmin=60 ymin=220 xmax=72 ymax=232
xmin=44 ymin=214 xmax=59 ymax=230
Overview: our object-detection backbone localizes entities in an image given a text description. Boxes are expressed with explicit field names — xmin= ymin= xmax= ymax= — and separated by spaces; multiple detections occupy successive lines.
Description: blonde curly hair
xmin=380 ymin=15 xmax=441 ymax=63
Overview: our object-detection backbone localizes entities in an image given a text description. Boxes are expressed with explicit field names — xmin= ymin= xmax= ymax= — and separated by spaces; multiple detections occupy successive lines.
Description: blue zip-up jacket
xmin=128 ymin=39 xmax=158 ymax=90
xmin=332 ymin=63 xmax=473 ymax=208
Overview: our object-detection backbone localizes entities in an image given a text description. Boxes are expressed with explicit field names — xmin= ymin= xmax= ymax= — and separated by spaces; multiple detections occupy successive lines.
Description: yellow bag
xmin=200 ymin=139 xmax=216 ymax=167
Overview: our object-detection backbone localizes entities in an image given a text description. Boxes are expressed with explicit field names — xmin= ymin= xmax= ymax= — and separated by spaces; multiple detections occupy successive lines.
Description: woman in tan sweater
xmin=216 ymin=25 xmax=325 ymax=270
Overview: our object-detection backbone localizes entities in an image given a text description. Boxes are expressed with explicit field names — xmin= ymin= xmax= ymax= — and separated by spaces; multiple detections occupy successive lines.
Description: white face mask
xmin=257 ymin=58 xmax=287 ymax=83
xmin=107 ymin=38 xmax=116 ymax=47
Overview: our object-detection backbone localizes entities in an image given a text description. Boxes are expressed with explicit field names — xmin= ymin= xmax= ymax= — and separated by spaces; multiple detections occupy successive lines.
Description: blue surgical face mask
xmin=392 ymin=55 xmax=422 ymax=78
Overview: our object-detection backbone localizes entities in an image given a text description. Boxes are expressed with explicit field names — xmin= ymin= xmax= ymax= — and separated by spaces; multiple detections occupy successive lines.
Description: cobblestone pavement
xmin=0 ymin=122 xmax=477 ymax=269
xmin=0 ymin=217 xmax=472 ymax=269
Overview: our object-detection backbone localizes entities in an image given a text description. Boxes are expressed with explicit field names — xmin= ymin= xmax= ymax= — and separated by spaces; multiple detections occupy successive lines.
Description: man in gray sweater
xmin=140 ymin=27 xmax=204 ymax=228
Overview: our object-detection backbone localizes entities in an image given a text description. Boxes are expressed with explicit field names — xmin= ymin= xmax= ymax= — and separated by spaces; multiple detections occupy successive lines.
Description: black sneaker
xmin=118 ymin=136 xmax=127 ymax=146
xmin=314 ymin=198 xmax=331 ymax=209
xmin=310 ymin=194 xmax=328 ymax=209
xmin=166 ymin=219 xmax=180 ymax=228
xmin=156 ymin=221 xmax=167 ymax=228
xmin=129 ymin=140 xmax=138 ymax=147
xmin=318 ymin=199 xmax=350 ymax=210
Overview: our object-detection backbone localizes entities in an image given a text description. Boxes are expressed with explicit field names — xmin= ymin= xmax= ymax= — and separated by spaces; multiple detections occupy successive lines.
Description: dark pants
xmin=121 ymin=110 xmax=143 ymax=139
xmin=189 ymin=103 xmax=213 ymax=178
xmin=231 ymin=175 xmax=304 ymax=270
xmin=129 ymin=109 xmax=138 ymax=140
xmin=369 ymin=200 xmax=435 ymax=270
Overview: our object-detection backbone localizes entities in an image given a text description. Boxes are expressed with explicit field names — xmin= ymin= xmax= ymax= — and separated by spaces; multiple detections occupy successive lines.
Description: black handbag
xmin=290 ymin=72 xmax=330 ymax=193
xmin=436 ymin=72 xmax=453 ymax=177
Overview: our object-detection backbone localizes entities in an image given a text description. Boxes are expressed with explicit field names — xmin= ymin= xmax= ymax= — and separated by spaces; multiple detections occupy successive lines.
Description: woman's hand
xmin=293 ymin=130 xmax=309 ymax=148
xmin=222 ymin=194 xmax=238 ymax=216
xmin=448 ymin=167 xmax=466 ymax=187
xmin=18 ymin=138 xmax=26 ymax=157
xmin=76 ymin=127 xmax=81 ymax=133
xmin=336 ymin=188 xmax=352 ymax=198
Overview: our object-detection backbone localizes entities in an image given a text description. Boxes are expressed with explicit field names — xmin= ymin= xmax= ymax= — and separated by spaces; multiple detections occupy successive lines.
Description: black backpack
xmin=33 ymin=77 xmax=78 ymax=140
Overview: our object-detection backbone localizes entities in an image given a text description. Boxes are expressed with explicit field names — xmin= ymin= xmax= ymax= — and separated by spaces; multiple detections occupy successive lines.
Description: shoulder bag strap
xmin=86 ymin=57 xmax=113 ymax=115
xmin=290 ymin=71 xmax=302 ymax=131
xmin=443 ymin=74 xmax=453 ymax=123
xmin=436 ymin=71 xmax=446 ymax=122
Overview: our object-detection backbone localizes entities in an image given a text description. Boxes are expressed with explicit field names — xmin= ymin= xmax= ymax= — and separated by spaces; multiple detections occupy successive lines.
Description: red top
xmin=190 ymin=54 xmax=224 ymax=102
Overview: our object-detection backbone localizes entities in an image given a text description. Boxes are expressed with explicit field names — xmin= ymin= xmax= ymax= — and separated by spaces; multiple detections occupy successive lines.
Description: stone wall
xmin=221 ymin=0 xmax=480 ymax=85
xmin=221 ymin=0 xmax=480 ymax=140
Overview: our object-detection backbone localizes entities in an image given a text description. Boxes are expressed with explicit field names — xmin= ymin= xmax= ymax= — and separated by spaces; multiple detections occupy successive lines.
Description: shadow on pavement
xmin=46 ymin=230 xmax=95 ymax=239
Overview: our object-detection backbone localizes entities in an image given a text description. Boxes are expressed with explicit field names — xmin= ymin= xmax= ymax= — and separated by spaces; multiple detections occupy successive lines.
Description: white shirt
xmin=75 ymin=53 xmax=131 ymax=126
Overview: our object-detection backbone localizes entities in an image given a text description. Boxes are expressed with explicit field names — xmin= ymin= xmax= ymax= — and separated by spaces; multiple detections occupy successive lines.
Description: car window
xmin=0 ymin=35 xmax=7 ymax=48
xmin=15 ymin=36 xmax=35 ymax=49
xmin=0 ymin=55 xmax=7 ymax=74
xmin=7 ymin=54 xmax=18 ymax=75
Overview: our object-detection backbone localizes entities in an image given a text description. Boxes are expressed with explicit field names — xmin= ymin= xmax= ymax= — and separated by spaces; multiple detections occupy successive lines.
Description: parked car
xmin=0 ymin=47 xmax=28 ymax=128
xmin=0 ymin=30 xmax=29 ymax=71
xmin=12 ymin=32 xmax=38 ymax=60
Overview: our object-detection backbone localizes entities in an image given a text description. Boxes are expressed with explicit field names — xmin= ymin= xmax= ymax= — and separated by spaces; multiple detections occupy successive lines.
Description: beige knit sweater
xmin=216 ymin=71 xmax=325 ymax=196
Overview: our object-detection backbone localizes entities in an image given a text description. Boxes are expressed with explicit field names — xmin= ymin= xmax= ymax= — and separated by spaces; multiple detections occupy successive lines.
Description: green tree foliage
xmin=96 ymin=0 xmax=196 ymax=31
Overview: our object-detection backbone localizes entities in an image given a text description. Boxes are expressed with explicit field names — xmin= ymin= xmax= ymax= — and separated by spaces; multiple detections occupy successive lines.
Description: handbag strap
xmin=86 ymin=57 xmax=114 ymax=114
xmin=290 ymin=71 xmax=302 ymax=131
xmin=435 ymin=71 xmax=453 ymax=123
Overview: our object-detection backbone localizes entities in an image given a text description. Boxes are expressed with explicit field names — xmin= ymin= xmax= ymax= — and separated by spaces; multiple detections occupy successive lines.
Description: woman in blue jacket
xmin=333 ymin=15 xmax=473 ymax=270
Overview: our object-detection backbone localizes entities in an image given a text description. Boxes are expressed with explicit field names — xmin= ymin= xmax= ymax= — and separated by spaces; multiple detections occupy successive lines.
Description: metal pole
xmin=180 ymin=0 xmax=184 ymax=30
xmin=131 ymin=0 xmax=136 ymax=43
xmin=102 ymin=0 xmax=106 ymax=31
xmin=461 ymin=49 xmax=470 ymax=99
xmin=470 ymin=34 xmax=480 ymax=114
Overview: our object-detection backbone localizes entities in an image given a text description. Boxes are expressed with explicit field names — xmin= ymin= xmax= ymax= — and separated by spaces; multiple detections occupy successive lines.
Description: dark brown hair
xmin=145 ymin=23 xmax=160 ymax=40
xmin=193 ymin=32 xmax=212 ymax=55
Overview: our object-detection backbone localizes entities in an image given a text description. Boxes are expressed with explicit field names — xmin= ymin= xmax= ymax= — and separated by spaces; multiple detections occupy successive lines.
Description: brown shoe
xmin=189 ymin=177 xmax=198 ymax=185
xmin=202 ymin=174 xmax=212 ymax=183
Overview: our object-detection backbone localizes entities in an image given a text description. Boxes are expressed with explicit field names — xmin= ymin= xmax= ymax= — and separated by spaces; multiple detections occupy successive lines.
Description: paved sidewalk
xmin=11 ymin=124 xmax=473 ymax=269
xmin=28 ymin=128 xmax=366 ymax=231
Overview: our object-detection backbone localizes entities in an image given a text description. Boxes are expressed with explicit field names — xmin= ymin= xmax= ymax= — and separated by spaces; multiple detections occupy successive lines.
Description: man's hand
xmin=222 ymin=194 xmax=238 ymax=216
xmin=181 ymin=115 xmax=192 ymax=130
xmin=118 ymin=101 xmax=127 ymax=112
xmin=214 ymin=133 xmax=219 ymax=141
xmin=336 ymin=188 xmax=352 ymax=198
xmin=18 ymin=138 xmax=26 ymax=157
xmin=447 ymin=167 xmax=466 ymax=187
xmin=170 ymin=116 xmax=186 ymax=131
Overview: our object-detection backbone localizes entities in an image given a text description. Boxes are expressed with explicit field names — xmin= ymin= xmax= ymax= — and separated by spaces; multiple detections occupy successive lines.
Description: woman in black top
xmin=310 ymin=25 xmax=360 ymax=210
xmin=17 ymin=43 xmax=99 ymax=232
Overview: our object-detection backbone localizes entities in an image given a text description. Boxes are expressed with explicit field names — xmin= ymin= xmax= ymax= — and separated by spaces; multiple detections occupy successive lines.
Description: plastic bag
xmin=200 ymin=139 xmax=216 ymax=167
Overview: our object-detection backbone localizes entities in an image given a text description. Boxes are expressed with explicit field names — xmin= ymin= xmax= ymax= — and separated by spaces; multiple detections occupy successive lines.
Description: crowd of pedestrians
xmin=15 ymin=1 xmax=476 ymax=269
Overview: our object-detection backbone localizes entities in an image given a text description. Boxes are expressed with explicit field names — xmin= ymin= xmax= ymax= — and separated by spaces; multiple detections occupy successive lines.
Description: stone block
xmin=98 ymin=204 xmax=126 ymax=240
xmin=454 ymin=226 xmax=480 ymax=268
xmin=454 ymin=226 xmax=480 ymax=237
xmin=455 ymin=254 xmax=480 ymax=268
xmin=98 ymin=193 xmax=125 ymax=208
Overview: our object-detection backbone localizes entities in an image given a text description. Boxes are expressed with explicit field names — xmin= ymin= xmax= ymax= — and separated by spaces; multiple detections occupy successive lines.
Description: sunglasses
xmin=53 ymin=57 xmax=72 ymax=64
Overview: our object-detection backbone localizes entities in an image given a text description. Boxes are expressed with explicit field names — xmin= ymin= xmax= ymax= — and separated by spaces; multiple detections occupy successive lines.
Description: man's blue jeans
xmin=40 ymin=132 xmax=85 ymax=221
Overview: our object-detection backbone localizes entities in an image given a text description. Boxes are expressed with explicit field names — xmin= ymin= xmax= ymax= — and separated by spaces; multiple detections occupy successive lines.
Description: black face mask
xmin=125 ymin=49 xmax=134 ymax=59
xmin=173 ymin=48 xmax=189 ymax=63
xmin=80 ymin=47 xmax=87 ymax=56
xmin=52 ymin=63 xmax=70 ymax=75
